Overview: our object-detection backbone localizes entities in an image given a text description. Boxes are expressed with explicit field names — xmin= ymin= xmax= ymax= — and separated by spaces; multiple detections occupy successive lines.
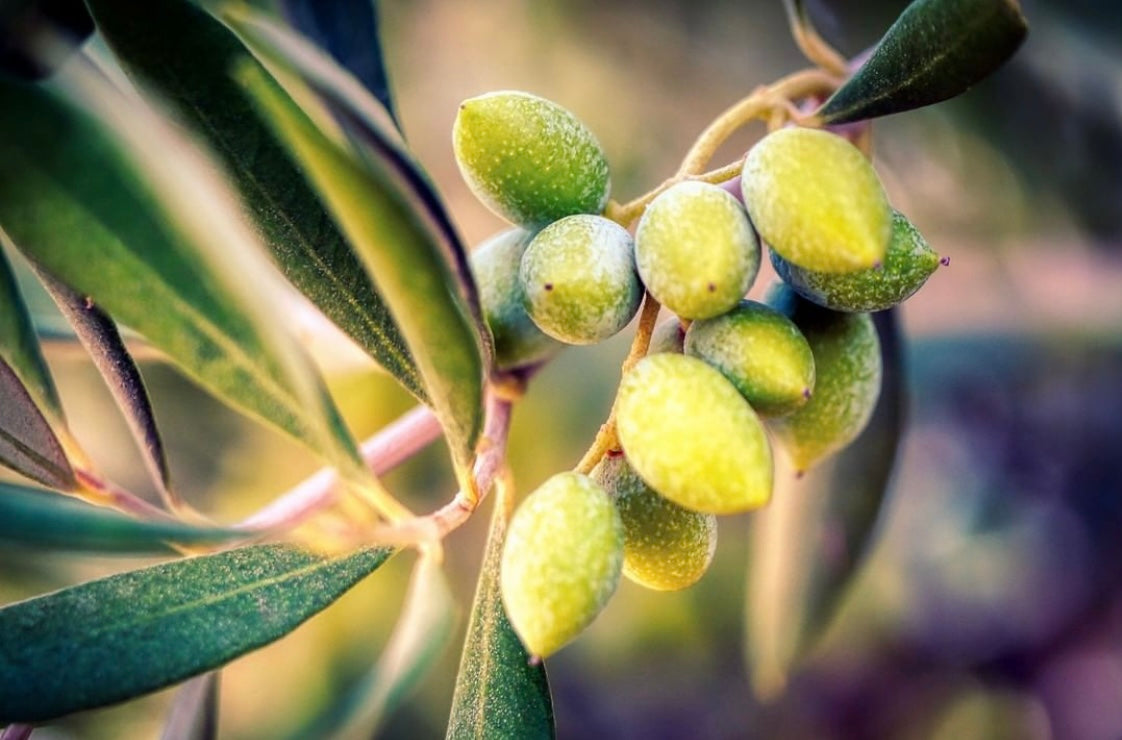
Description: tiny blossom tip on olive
xmin=769 ymin=210 xmax=940 ymax=312
xmin=453 ymin=90 xmax=611 ymax=228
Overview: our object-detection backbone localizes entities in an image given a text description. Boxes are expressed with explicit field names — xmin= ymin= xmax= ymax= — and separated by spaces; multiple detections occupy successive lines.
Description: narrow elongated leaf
xmin=0 ymin=482 xmax=240 ymax=553
xmin=0 ymin=245 xmax=77 ymax=488
xmin=236 ymin=61 xmax=486 ymax=469
xmin=33 ymin=267 xmax=173 ymax=500
xmin=85 ymin=0 xmax=424 ymax=400
xmin=0 ymin=358 xmax=75 ymax=490
xmin=279 ymin=0 xmax=399 ymax=125
xmin=161 ymin=673 xmax=219 ymax=740
xmin=223 ymin=4 xmax=487 ymax=342
xmin=745 ymin=310 xmax=904 ymax=699
xmin=447 ymin=497 xmax=554 ymax=739
xmin=0 ymin=543 xmax=393 ymax=723
xmin=304 ymin=552 xmax=456 ymax=739
xmin=0 ymin=68 xmax=363 ymax=475
xmin=817 ymin=0 xmax=1028 ymax=124
xmin=0 ymin=244 xmax=65 ymax=426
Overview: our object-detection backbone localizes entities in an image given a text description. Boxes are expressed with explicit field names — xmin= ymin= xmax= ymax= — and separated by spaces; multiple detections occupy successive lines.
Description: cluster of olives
xmin=456 ymin=91 xmax=940 ymax=659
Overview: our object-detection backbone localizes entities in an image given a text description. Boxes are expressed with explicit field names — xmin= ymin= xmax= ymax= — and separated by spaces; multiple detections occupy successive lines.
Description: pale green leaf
xmin=234 ymin=58 xmax=486 ymax=469
xmin=0 ymin=66 xmax=364 ymax=476
xmin=86 ymin=0 xmax=424 ymax=400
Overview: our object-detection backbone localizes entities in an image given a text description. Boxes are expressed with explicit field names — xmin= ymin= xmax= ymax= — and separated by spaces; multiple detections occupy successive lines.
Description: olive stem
xmin=782 ymin=0 xmax=849 ymax=76
xmin=573 ymin=293 xmax=662 ymax=474
xmin=74 ymin=468 xmax=179 ymax=522
xmin=607 ymin=158 xmax=745 ymax=227
xmin=236 ymin=405 xmax=442 ymax=532
xmin=678 ymin=67 xmax=839 ymax=177
xmin=364 ymin=386 xmax=515 ymax=544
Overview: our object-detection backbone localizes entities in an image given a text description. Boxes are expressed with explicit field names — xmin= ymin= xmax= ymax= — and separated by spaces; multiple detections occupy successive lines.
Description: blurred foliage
xmin=2 ymin=0 xmax=1121 ymax=738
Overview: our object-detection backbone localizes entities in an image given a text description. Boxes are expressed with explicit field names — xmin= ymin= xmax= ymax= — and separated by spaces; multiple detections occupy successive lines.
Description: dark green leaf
xmin=447 ymin=498 xmax=554 ymax=740
xmin=0 ymin=70 xmax=364 ymax=475
xmin=223 ymin=4 xmax=489 ymax=358
xmin=33 ymin=267 xmax=173 ymax=500
xmin=161 ymin=673 xmax=219 ymax=740
xmin=745 ymin=310 xmax=903 ymax=698
xmin=817 ymin=0 xmax=1028 ymax=124
xmin=279 ymin=0 xmax=399 ymax=125
xmin=0 ymin=543 xmax=393 ymax=723
xmin=0 ymin=358 xmax=75 ymax=490
xmin=0 ymin=481 xmax=241 ymax=553
xmin=235 ymin=58 xmax=486 ymax=470
xmin=85 ymin=0 xmax=425 ymax=401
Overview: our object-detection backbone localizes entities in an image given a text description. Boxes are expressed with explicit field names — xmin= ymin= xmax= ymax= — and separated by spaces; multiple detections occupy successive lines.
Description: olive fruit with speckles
xmin=471 ymin=228 xmax=563 ymax=369
xmin=742 ymin=127 xmax=890 ymax=273
xmin=519 ymin=214 xmax=642 ymax=345
xmin=616 ymin=353 xmax=773 ymax=514
xmin=453 ymin=91 xmax=610 ymax=228
xmin=500 ymin=472 xmax=624 ymax=658
xmin=770 ymin=210 xmax=942 ymax=312
xmin=766 ymin=284 xmax=882 ymax=474
xmin=635 ymin=181 xmax=759 ymax=320
xmin=685 ymin=300 xmax=815 ymax=417
xmin=592 ymin=455 xmax=717 ymax=591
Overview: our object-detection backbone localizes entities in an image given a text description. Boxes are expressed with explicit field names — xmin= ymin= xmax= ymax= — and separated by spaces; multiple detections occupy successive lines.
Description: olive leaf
xmin=279 ymin=0 xmax=399 ymax=126
xmin=446 ymin=497 xmax=555 ymax=739
xmin=817 ymin=0 xmax=1028 ymax=124
xmin=0 ymin=245 xmax=76 ymax=489
xmin=32 ymin=268 xmax=174 ymax=503
xmin=234 ymin=55 xmax=486 ymax=471
xmin=744 ymin=310 xmax=903 ymax=699
xmin=86 ymin=0 xmax=425 ymax=401
xmin=0 ymin=66 xmax=366 ymax=477
xmin=0 ymin=543 xmax=393 ymax=723
xmin=0 ymin=481 xmax=240 ymax=554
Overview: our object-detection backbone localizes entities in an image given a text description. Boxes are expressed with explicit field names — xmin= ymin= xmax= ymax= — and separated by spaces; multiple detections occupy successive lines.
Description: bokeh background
xmin=3 ymin=0 xmax=1122 ymax=737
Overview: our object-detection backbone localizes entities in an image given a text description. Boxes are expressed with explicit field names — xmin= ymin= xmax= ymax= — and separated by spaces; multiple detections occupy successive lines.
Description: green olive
xmin=616 ymin=353 xmax=773 ymax=514
xmin=500 ymin=471 xmax=624 ymax=658
xmin=685 ymin=299 xmax=815 ymax=417
xmin=593 ymin=455 xmax=717 ymax=591
xmin=453 ymin=90 xmax=610 ymax=228
xmin=741 ymin=127 xmax=890 ymax=273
